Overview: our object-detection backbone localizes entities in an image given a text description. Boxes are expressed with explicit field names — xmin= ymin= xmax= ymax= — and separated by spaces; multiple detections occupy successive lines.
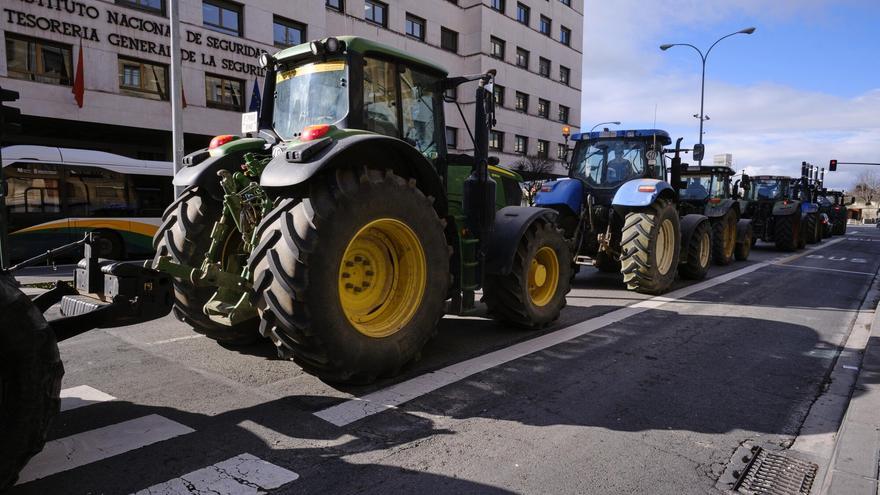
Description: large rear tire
xmin=153 ymin=186 xmax=259 ymax=345
xmin=711 ymin=211 xmax=737 ymax=265
xmin=679 ymin=219 xmax=712 ymax=280
xmin=620 ymin=200 xmax=680 ymax=294
xmin=249 ymin=168 xmax=450 ymax=384
xmin=735 ymin=222 xmax=753 ymax=261
xmin=484 ymin=220 xmax=572 ymax=329
xmin=774 ymin=213 xmax=800 ymax=252
xmin=0 ymin=276 xmax=63 ymax=490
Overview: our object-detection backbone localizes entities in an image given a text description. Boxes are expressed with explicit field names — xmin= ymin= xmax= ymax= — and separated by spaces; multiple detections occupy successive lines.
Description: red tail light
xmin=301 ymin=124 xmax=332 ymax=141
xmin=833 ymin=206 xmax=841 ymax=211
xmin=540 ymin=184 xmax=554 ymax=192
xmin=209 ymin=134 xmax=237 ymax=149
xmin=708 ymin=198 xmax=721 ymax=204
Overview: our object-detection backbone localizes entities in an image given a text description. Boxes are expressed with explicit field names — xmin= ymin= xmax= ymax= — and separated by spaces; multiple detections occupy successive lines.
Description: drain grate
xmin=733 ymin=447 xmax=818 ymax=494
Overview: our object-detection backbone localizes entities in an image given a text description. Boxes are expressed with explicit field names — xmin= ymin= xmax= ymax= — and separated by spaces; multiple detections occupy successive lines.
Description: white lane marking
xmin=60 ymin=385 xmax=116 ymax=412
xmin=315 ymin=237 xmax=849 ymax=427
xmin=148 ymin=334 xmax=205 ymax=345
xmin=17 ymin=414 xmax=195 ymax=485
xmin=132 ymin=453 xmax=298 ymax=495
xmin=769 ymin=263 xmax=877 ymax=276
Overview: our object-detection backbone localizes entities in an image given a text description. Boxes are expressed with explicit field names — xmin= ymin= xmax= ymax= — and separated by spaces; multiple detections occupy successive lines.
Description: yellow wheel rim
xmin=724 ymin=218 xmax=736 ymax=257
xmin=528 ymin=246 xmax=559 ymax=307
xmin=699 ymin=229 xmax=711 ymax=267
xmin=338 ymin=218 xmax=426 ymax=338
xmin=656 ymin=219 xmax=676 ymax=275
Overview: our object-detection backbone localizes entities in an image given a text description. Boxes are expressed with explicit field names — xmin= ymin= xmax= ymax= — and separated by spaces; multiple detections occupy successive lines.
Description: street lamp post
xmin=660 ymin=27 xmax=755 ymax=165
xmin=590 ymin=121 xmax=621 ymax=133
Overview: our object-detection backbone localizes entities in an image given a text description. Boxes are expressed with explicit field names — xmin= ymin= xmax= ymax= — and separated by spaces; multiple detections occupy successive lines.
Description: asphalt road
xmin=10 ymin=227 xmax=879 ymax=494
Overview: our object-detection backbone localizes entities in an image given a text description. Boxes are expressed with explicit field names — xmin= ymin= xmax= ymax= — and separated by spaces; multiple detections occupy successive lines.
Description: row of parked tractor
xmin=532 ymin=129 xmax=850 ymax=295
xmin=0 ymin=36 xmax=852 ymax=488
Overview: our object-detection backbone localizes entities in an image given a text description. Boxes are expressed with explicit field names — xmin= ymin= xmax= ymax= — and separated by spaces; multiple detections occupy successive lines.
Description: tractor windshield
xmin=680 ymin=173 xmax=727 ymax=200
xmin=273 ymin=59 xmax=349 ymax=140
xmin=571 ymin=139 xmax=647 ymax=188
xmin=748 ymin=178 xmax=788 ymax=201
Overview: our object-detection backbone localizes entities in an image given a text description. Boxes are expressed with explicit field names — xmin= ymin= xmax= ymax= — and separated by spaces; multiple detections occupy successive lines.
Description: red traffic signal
xmin=829 ymin=159 xmax=837 ymax=171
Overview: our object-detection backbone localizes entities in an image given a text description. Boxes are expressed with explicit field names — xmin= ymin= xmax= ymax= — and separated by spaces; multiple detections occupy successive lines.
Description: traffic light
xmin=1 ymin=87 xmax=22 ymax=136
xmin=829 ymin=159 xmax=837 ymax=171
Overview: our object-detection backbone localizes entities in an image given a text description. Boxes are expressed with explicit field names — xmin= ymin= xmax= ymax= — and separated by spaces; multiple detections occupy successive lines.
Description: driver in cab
xmin=607 ymin=144 xmax=633 ymax=182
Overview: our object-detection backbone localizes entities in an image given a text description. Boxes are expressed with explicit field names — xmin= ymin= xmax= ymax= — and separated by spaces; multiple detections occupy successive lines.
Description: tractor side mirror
xmin=692 ymin=143 xmax=705 ymax=162
xmin=488 ymin=156 xmax=500 ymax=166
xmin=851 ymin=197 xmax=856 ymax=205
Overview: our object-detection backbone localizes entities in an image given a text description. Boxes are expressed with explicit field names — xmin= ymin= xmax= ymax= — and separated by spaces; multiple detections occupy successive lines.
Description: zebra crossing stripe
xmin=17 ymin=414 xmax=195 ymax=485
xmin=60 ymin=385 xmax=116 ymax=412
xmin=132 ymin=453 xmax=299 ymax=494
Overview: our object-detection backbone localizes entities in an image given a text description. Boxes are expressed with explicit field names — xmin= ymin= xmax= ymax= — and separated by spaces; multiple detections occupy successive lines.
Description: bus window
xmin=129 ymin=174 xmax=173 ymax=216
xmin=67 ymin=166 xmax=131 ymax=216
xmin=5 ymin=163 xmax=61 ymax=213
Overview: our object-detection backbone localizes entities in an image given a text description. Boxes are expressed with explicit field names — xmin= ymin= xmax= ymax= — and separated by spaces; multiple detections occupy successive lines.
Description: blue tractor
xmin=535 ymin=129 xmax=712 ymax=294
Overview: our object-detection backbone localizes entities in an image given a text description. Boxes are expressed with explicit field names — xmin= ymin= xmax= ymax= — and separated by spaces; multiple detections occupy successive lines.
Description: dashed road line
xmin=131 ymin=453 xmax=298 ymax=495
xmin=315 ymin=238 xmax=849 ymax=427
xmin=60 ymin=385 xmax=116 ymax=412
xmin=17 ymin=414 xmax=195 ymax=485
xmin=148 ymin=334 xmax=206 ymax=345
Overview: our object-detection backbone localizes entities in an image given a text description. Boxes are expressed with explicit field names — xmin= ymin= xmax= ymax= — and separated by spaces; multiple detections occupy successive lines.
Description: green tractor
xmin=0 ymin=36 xmax=574 ymax=487
xmin=738 ymin=174 xmax=808 ymax=251
xmin=677 ymin=165 xmax=753 ymax=264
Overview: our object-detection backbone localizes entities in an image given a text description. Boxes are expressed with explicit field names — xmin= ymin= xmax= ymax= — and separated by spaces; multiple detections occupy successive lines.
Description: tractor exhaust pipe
xmin=670 ymin=137 xmax=685 ymax=196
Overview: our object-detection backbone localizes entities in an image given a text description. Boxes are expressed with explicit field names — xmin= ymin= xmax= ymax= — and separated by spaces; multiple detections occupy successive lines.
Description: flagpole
xmin=169 ymin=0 xmax=184 ymax=197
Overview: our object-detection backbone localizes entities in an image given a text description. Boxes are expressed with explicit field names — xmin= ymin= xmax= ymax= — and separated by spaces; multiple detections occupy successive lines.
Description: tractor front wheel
xmin=484 ymin=220 xmax=572 ymax=329
xmin=0 ymin=276 xmax=63 ymax=490
xmin=250 ymin=168 xmax=450 ymax=384
xmin=153 ymin=186 xmax=259 ymax=345
xmin=711 ymin=211 xmax=737 ymax=265
xmin=679 ymin=219 xmax=712 ymax=280
xmin=804 ymin=213 xmax=820 ymax=244
xmin=735 ymin=221 xmax=753 ymax=261
xmin=620 ymin=200 xmax=680 ymax=294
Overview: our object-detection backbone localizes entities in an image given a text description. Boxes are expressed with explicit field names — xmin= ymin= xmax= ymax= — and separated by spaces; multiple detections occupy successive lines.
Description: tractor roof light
xmin=310 ymin=37 xmax=346 ymax=56
xmin=300 ymin=124 xmax=332 ymax=141
xmin=638 ymin=185 xmax=656 ymax=193
xmin=209 ymin=134 xmax=238 ymax=149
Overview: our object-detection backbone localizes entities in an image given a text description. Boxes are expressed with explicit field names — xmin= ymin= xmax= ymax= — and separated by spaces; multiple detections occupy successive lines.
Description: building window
xmin=560 ymin=0 xmax=571 ymax=6
xmin=538 ymin=57 xmax=551 ymax=78
xmin=444 ymin=87 xmax=457 ymax=101
xmin=558 ymin=104 xmax=570 ymax=123
xmin=441 ymin=27 xmax=459 ymax=53
xmin=446 ymin=127 xmax=458 ymax=148
xmin=326 ymin=0 xmax=344 ymax=11
xmin=206 ymin=73 xmax=244 ymax=111
xmin=537 ymin=98 xmax=549 ymax=118
xmin=203 ymin=0 xmax=242 ymax=37
xmin=116 ymin=0 xmax=164 ymax=15
xmin=514 ymin=135 xmax=528 ymax=154
xmin=516 ymin=47 xmax=529 ymax=69
xmin=5 ymin=35 xmax=73 ymax=86
xmin=491 ymin=0 xmax=505 ymax=13
xmin=557 ymin=143 xmax=567 ymax=160
xmin=490 ymin=36 xmax=505 ymax=59
xmin=273 ymin=16 xmax=306 ymax=48
xmin=560 ymin=65 xmax=571 ymax=85
xmin=493 ymin=84 xmax=505 ymax=107
xmin=537 ymin=140 xmax=549 ymax=159
xmin=490 ymin=131 xmax=504 ymax=151
xmin=405 ymin=14 xmax=426 ymax=40
xmin=539 ymin=15 xmax=552 ymax=36
xmin=365 ymin=0 xmax=388 ymax=27
xmin=515 ymin=91 xmax=528 ymax=113
xmin=560 ymin=25 xmax=571 ymax=46
xmin=516 ymin=2 xmax=530 ymax=25
xmin=118 ymin=56 xmax=168 ymax=100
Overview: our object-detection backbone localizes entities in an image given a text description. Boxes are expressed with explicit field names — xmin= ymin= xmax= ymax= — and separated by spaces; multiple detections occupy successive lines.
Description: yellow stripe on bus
xmin=12 ymin=219 xmax=160 ymax=237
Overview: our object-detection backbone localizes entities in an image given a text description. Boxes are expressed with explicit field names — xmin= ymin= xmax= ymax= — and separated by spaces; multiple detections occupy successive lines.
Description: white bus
xmin=2 ymin=145 xmax=173 ymax=261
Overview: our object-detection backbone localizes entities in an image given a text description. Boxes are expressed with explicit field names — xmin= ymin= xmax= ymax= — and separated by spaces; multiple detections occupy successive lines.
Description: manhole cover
xmin=734 ymin=447 xmax=818 ymax=494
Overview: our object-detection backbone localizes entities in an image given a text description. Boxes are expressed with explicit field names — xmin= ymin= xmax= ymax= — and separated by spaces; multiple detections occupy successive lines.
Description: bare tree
xmin=852 ymin=170 xmax=880 ymax=205
xmin=513 ymin=154 xmax=554 ymax=206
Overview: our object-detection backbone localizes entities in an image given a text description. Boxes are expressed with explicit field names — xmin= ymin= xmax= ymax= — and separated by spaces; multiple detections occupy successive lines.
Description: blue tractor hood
xmin=534 ymin=178 xmax=583 ymax=215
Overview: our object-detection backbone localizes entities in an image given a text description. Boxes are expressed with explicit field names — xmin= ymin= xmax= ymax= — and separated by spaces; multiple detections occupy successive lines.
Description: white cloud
xmin=580 ymin=0 xmax=879 ymax=191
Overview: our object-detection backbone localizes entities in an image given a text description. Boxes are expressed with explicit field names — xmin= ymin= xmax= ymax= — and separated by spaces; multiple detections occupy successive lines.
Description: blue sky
xmin=580 ymin=0 xmax=880 ymax=189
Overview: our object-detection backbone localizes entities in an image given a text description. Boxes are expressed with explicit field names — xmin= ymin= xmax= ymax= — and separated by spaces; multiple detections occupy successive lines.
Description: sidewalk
xmin=823 ymin=303 xmax=880 ymax=494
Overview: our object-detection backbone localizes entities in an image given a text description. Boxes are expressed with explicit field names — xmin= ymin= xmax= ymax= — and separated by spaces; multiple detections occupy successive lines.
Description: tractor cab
xmin=677 ymin=166 xmax=737 ymax=218
xmin=568 ymin=129 xmax=670 ymax=193
xmin=745 ymin=176 xmax=793 ymax=203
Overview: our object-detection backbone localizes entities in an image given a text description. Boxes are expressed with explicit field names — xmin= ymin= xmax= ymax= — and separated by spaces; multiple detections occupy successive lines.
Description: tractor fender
xmin=260 ymin=133 xmax=447 ymax=215
xmin=612 ymin=179 xmax=675 ymax=208
xmin=800 ymin=202 xmax=819 ymax=214
xmin=172 ymin=138 xmax=270 ymax=199
xmin=679 ymin=214 xmax=710 ymax=261
xmin=485 ymin=206 xmax=558 ymax=275
xmin=534 ymin=178 xmax=582 ymax=216
xmin=703 ymin=198 xmax=737 ymax=218
xmin=735 ymin=218 xmax=752 ymax=244
xmin=772 ymin=200 xmax=800 ymax=216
